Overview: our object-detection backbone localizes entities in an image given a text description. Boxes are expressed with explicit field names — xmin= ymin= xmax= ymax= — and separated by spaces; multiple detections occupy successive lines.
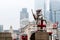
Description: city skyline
xmin=0 ymin=0 xmax=34 ymax=30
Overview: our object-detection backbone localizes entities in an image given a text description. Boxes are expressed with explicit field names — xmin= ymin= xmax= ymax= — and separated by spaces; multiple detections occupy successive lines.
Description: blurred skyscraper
xmin=0 ymin=25 xmax=3 ymax=32
xmin=44 ymin=0 xmax=50 ymax=20
xmin=50 ymin=0 xmax=60 ymax=27
xmin=20 ymin=8 xmax=29 ymax=28
xmin=20 ymin=8 xmax=29 ymax=20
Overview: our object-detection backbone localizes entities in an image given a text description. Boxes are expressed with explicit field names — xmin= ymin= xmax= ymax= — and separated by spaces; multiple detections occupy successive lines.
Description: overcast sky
xmin=0 ymin=0 xmax=34 ymax=30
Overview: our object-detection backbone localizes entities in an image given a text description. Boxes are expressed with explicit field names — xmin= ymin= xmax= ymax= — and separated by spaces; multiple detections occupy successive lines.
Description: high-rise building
xmin=20 ymin=8 xmax=29 ymax=28
xmin=20 ymin=8 xmax=29 ymax=20
xmin=0 ymin=25 xmax=3 ymax=32
xmin=42 ymin=0 xmax=50 ymax=20
xmin=50 ymin=0 xmax=60 ymax=25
